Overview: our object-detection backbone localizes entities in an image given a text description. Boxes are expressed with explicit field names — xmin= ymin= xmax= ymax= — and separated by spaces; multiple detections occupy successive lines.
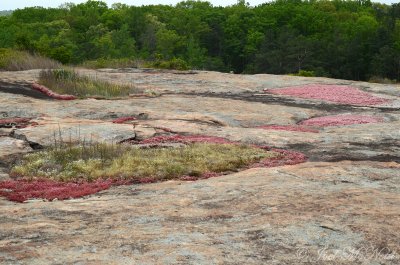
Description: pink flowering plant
xmin=300 ymin=114 xmax=384 ymax=127
xmin=265 ymin=84 xmax=390 ymax=105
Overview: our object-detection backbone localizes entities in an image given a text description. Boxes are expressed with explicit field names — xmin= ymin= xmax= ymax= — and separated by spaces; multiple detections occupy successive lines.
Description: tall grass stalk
xmin=0 ymin=48 xmax=60 ymax=71
xmin=38 ymin=68 xmax=140 ymax=98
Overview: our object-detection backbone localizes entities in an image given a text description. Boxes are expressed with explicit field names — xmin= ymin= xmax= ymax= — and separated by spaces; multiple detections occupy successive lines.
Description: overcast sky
xmin=1 ymin=0 xmax=398 ymax=10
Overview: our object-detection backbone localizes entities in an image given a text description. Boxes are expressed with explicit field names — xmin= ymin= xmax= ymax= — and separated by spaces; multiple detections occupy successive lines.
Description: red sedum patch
xmin=0 ymin=179 xmax=112 ymax=203
xmin=265 ymin=84 xmax=389 ymax=105
xmin=252 ymin=148 xmax=307 ymax=168
xmin=32 ymin=83 xmax=77 ymax=100
xmin=299 ymin=114 xmax=384 ymax=127
xmin=112 ymin=116 xmax=137 ymax=124
xmin=0 ymin=117 xmax=37 ymax=128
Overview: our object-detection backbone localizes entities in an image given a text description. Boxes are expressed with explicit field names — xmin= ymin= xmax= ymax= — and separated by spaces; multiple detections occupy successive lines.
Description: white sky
xmin=1 ymin=0 xmax=398 ymax=10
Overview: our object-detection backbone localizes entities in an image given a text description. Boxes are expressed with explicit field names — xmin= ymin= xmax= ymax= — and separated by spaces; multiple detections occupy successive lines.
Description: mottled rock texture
xmin=0 ymin=69 xmax=399 ymax=264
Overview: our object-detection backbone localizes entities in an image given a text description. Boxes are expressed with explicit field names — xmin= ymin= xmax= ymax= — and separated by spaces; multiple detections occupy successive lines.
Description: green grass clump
xmin=150 ymin=58 xmax=189 ymax=71
xmin=38 ymin=68 xmax=139 ymax=98
xmin=0 ymin=48 xmax=60 ymax=71
xmin=81 ymin=58 xmax=139 ymax=69
xmin=290 ymin=70 xmax=316 ymax=77
xmin=81 ymin=57 xmax=190 ymax=71
xmin=11 ymin=142 xmax=275 ymax=182
xmin=368 ymin=75 xmax=398 ymax=84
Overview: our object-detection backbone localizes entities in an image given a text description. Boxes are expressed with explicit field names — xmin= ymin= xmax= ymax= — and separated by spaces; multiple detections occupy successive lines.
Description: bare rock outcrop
xmin=0 ymin=69 xmax=399 ymax=264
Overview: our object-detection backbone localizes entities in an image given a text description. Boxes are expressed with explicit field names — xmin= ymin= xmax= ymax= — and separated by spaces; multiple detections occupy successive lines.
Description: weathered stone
xmin=0 ymin=137 xmax=32 ymax=181
xmin=13 ymin=117 xmax=136 ymax=146
xmin=0 ymin=161 xmax=399 ymax=264
xmin=0 ymin=69 xmax=399 ymax=264
xmin=0 ymin=137 xmax=32 ymax=159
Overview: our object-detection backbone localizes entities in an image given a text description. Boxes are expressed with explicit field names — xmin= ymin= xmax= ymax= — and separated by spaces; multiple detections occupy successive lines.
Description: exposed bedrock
xmin=1 ymin=69 xmax=399 ymax=176
xmin=0 ymin=161 xmax=399 ymax=264
xmin=0 ymin=69 xmax=399 ymax=264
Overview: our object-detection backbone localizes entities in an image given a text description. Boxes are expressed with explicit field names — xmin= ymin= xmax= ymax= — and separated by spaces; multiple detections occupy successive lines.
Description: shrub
xmin=0 ymin=48 xmax=60 ymax=71
xmin=290 ymin=70 xmax=316 ymax=77
xmin=81 ymin=58 xmax=139 ymax=69
xmin=38 ymin=68 xmax=140 ymax=98
xmin=368 ymin=76 xmax=397 ymax=84
xmin=151 ymin=58 xmax=189 ymax=70
xmin=204 ymin=57 xmax=228 ymax=72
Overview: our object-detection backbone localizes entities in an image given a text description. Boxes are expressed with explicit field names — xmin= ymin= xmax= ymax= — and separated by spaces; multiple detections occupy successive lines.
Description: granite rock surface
xmin=0 ymin=69 xmax=399 ymax=264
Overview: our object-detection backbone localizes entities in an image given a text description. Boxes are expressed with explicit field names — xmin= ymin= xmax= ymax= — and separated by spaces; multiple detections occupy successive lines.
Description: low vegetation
xmin=299 ymin=114 xmax=384 ymax=127
xmin=81 ymin=58 xmax=139 ymax=69
xmin=38 ymin=68 xmax=138 ymax=98
xmin=2 ymin=135 xmax=305 ymax=202
xmin=265 ymin=84 xmax=390 ymax=105
xmin=368 ymin=76 xmax=398 ymax=84
xmin=0 ymin=179 xmax=112 ymax=203
xmin=149 ymin=58 xmax=190 ymax=71
xmin=0 ymin=48 xmax=60 ymax=71
xmin=290 ymin=70 xmax=316 ymax=77
xmin=11 ymin=142 xmax=274 ymax=182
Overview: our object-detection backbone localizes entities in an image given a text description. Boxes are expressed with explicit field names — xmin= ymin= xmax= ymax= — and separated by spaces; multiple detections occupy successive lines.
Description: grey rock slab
xmin=0 ymin=69 xmax=399 ymax=264
xmin=0 ymin=137 xmax=32 ymax=158
xmin=0 ymin=167 xmax=10 ymax=180
xmin=13 ymin=118 xmax=136 ymax=146
xmin=0 ymin=162 xmax=399 ymax=264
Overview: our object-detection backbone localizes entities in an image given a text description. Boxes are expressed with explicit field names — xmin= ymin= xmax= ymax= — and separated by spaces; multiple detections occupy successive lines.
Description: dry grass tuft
xmin=0 ymin=48 xmax=60 ymax=71
xmin=11 ymin=142 xmax=275 ymax=182
xmin=38 ymin=68 xmax=139 ymax=98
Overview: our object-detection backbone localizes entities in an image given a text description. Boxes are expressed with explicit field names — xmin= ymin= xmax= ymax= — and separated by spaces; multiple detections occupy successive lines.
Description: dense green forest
xmin=1 ymin=0 xmax=400 ymax=81
xmin=0 ymin=11 xmax=12 ymax=16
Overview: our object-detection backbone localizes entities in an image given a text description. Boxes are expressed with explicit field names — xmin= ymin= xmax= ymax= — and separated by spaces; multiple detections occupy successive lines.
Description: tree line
xmin=0 ymin=0 xmax=399 ymax=81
